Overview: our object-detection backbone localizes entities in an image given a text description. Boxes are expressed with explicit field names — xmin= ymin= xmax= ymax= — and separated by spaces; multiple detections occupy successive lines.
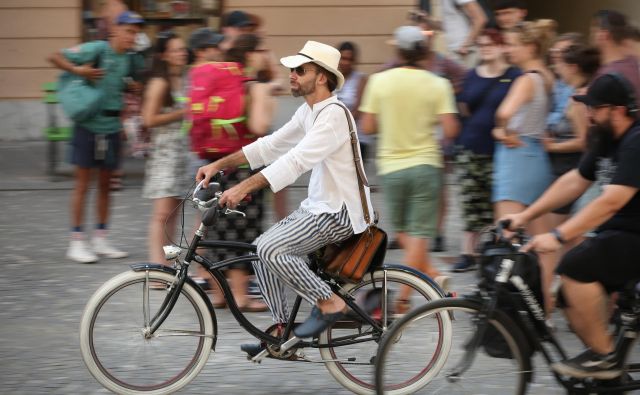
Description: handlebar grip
xmin=194 ymin=182 xmax=220 ymax=202
xmin=497 ymin=219 xmax=512 ymax=231
xmin=201 ymin=205 xmax=220 ymax=227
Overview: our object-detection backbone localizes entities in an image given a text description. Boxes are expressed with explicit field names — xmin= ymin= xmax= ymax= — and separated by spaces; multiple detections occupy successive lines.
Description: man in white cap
xmin=197 ymin=41 xmax=373 ymax=353
xmin=360 ymin=26 xmax=459 ymax=301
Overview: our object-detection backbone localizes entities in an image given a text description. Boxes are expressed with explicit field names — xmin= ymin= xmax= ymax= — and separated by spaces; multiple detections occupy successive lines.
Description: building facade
xmin=0 ymin=0 xmax=638 ymax=140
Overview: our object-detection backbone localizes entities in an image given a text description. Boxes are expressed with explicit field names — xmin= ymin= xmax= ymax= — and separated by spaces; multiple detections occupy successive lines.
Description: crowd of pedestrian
xmin=49 ymin=0 xmax=640 ymax=326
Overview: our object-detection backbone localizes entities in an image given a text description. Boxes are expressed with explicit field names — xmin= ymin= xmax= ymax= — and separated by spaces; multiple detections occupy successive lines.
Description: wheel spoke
xmin=81 ymin=270 xmax=213 ymax=393
xmin=320 ymin=269 xmax=445 ymax=394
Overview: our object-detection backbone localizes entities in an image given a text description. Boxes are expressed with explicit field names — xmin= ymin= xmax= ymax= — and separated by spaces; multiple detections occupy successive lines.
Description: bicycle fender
xmin=129 ymin=263 xmax=218 ymax=350
xmin=378 ymin=264 xmax=448 ymax=299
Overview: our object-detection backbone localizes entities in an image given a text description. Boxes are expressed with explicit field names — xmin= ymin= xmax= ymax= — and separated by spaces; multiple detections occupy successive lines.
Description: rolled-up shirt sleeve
xmin=242 ymin=111 xmax=304 ymax=170
xmin=261 ymin=106 xmax=350 ymax=192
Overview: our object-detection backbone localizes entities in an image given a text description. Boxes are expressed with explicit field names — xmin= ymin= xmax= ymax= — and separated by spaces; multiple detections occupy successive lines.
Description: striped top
xmin=507 ymin=72 xmax=550 ymax=139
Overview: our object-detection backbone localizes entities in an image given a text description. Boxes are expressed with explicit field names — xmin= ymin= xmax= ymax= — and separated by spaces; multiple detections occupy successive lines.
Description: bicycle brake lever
xmin=224 ymin=208 xmax=246 ymax=217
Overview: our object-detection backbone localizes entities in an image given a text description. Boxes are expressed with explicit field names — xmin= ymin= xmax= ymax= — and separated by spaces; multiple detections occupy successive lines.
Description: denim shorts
xmin=70 ymin=125 xmax=121 ymax=170
xmin=492 ymin=136 xmax=553 ymax=206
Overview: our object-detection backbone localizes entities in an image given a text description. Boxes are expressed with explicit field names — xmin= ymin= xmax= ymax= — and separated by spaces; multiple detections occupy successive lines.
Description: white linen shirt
xmin=242 ymin=95 xmax=373 ymax=234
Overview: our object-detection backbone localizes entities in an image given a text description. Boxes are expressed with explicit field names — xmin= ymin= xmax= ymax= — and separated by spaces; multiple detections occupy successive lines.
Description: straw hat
xmin=280 ymin=41 xmax=345 ymax=90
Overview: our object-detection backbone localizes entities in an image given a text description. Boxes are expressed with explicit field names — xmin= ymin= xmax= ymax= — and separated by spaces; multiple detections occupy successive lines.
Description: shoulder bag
xmin=57 ymin=41 xmax=109 ymax=123
xmin=317 ymin=102 xmax=388 ymax=283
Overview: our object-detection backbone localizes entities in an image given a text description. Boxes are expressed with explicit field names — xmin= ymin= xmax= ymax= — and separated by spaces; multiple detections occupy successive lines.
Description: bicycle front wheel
xmin=376 ymin=297 xmax=531 ymax=395
xmin=79 ymin=270 xmax=215 ymax=395
xmin=319 ymin=267 xmax=446 ymax=395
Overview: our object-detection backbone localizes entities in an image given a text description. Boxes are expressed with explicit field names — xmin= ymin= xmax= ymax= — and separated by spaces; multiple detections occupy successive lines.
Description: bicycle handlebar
xmin=493 ymin=219 xmax=527 ymax=245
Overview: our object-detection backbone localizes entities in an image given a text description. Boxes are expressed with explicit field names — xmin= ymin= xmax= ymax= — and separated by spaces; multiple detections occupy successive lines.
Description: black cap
xmin=224 ymin=10 xmax=253 ymax=28
xmin=573 ymin=74 xmax=637 ymax=111
xmin=188 ymin=28 xmax=224 ymax=49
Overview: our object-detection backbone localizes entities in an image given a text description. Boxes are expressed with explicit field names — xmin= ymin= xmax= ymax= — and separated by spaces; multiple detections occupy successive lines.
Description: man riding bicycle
xmin=503 ymin=73 xmax=640 ymax=380
xmin=196 ymin=41 xmax=373 ymax=356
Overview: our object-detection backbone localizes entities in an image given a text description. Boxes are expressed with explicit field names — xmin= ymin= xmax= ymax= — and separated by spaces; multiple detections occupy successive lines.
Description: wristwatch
xmin=550 ymin=228 xmax=566 ymax=244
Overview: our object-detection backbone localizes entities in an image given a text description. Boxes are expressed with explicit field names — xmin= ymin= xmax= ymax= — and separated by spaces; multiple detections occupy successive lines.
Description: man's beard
xmin=291 ymin=80 xmax=315 ymax=97
xmin=587 ymin=119 xmax=616 ymax=156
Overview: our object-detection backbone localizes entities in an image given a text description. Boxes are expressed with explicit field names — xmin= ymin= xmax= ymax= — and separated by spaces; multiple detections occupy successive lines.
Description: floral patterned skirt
xmin=142 ymin=123 xmax=191 ymax=199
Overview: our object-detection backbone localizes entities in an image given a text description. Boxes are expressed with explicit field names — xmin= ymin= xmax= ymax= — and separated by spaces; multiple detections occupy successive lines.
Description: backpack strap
xmin=314 ymin=102 xmax=372 ymax=225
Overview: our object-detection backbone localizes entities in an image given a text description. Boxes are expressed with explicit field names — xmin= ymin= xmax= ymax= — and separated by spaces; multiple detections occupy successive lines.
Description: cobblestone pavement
xmin=0 ymin=142 xmax=634 ymax=394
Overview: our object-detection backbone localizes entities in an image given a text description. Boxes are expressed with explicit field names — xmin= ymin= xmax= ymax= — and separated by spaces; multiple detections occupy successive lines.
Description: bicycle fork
xmin=446 ymin=296 xmax=498 ymax=382
xmin=143 ymin=261 xmax=191 ymax=338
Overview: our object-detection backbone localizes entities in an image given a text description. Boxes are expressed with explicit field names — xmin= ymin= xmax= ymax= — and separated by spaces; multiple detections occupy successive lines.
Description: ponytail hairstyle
xmin=510 ymin=19 xmax=557 ymax=59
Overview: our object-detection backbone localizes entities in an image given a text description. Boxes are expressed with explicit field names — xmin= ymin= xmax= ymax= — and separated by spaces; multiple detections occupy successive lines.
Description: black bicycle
xmin=79 ymin=179 xmax=447 ymax=395
xmin=375 ymin=222 xmax=640 ymax=394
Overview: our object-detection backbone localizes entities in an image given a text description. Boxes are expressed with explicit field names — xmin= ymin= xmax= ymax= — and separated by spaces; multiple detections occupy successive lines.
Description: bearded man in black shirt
xmin=503 ymin=73 xmax=640 ymax=380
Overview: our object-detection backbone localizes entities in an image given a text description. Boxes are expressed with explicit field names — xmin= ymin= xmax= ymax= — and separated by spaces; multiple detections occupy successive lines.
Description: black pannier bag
xmin=476 ymin=235 xmax=544 ymax=359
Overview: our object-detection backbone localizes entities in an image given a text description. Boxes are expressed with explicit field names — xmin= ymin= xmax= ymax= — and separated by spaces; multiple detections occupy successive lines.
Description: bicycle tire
xmin=375 ymin=297 xmax=532 ymax=395
xmin=80 ymin=270 xmax=215 ymax=395
xmin=318 ymin=268 xmax=445 ymax=395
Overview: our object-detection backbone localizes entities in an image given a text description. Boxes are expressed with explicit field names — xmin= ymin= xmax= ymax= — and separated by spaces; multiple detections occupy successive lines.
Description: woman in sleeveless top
xmin=543 ymin=44 xmax=600 ymax=217
xmin=141 ymin=32 xmax=190 ymax=265
xmin=493 ymin=20 xmax=558 ymax=316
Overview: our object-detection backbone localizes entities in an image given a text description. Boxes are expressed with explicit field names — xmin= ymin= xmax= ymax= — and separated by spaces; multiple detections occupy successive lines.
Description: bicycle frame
xmin=131 ymin=225 xmax=394 ymax=356
xmin=461 ymin=264 xmax=640 ymax=394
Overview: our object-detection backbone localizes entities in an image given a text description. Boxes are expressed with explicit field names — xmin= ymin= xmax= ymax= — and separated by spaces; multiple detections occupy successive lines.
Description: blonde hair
xmin=510 ymin=19 xmax=558 ymax=58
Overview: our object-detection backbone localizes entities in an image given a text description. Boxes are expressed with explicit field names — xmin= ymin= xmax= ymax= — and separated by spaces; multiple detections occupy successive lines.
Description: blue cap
xmin=116 ymin=11 xmax=144 ymax=25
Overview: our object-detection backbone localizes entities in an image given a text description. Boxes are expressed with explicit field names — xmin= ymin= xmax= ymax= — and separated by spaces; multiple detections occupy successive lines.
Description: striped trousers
xmin=253 ymin=206 xmax=353 ymax=323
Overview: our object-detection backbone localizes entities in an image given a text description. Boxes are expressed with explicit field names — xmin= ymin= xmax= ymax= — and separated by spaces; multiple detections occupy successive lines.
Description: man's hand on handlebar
xmin=498 ymin=213 xmax=528 ymax=231
xmin=196 ymin=163 xmax=221 ymax=188
xmin=521 ymin=233 xmax=562 ymax=254
xmin=219 ymin=184 xmax=248 ymax=209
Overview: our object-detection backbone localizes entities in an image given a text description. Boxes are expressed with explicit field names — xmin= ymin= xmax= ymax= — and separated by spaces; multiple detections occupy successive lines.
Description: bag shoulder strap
xmin=313 ymin=101 xmax=372 ymax=225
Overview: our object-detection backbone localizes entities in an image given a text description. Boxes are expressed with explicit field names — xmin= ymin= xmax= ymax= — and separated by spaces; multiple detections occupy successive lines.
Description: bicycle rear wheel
xmin=319 ymin=267 xmax=445 ymax=395
xmin=80 ymin=270 xmax=215 ymax=395
xmin=375 ymin=298 xmax=531 ymax=395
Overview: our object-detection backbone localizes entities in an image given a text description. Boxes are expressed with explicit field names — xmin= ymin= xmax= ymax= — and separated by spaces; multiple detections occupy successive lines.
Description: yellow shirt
xmin=359 ymin=67 xmax=457 ymax=175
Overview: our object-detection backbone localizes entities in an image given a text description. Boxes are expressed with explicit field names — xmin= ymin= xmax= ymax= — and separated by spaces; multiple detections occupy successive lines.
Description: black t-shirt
xmin=578 ymin=121 xmax=640 ymax=233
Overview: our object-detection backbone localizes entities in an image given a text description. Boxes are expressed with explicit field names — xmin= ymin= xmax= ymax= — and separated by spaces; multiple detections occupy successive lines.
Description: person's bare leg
xmin=396 ymin=233 xmax=436 ymax=300
xmin=97 ymin=169 xmax=112 ymax=225
xmin=435 ymin=183 xmax=447 ymax=244
xmin=317 ymin=293 xmax=346 ymax=314
xmin=227 ymin=268 xmax=249 ymax=307
xmin=494 ymin=200 xmax=526 ymax=223
xmin=71 ymin=167 xmax=92 ymax=228
xmin=148 ymin=197 xmax=182 ymax=264
xmin=462 ymin=231 xmax=477 ymax=255
xmin=528 ymin=213 xmax=557 ymax=316
xmin=562 ymin=276 xmax=614 ymax=354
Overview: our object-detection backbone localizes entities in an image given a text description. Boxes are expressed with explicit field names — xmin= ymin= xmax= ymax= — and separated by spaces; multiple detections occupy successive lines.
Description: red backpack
xmin=188 ymin=62 xmax=256 ymax=160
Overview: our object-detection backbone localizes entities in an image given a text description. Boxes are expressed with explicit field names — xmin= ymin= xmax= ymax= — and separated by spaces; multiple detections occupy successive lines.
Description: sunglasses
xmin=290 ymin=65 xmax=314 ymax=76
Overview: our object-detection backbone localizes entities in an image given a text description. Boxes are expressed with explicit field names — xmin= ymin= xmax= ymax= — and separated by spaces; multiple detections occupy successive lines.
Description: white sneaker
xmin=67 ymin=239 xmax=99 ymax=264
xmin=92 ymin=235 xmax=128 ymax=259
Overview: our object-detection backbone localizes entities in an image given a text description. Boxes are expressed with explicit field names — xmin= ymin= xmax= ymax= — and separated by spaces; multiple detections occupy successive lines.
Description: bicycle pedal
xmin=250 ymin=348 xmax=270 ymax=363
xmin=279 ymin=336 xmax=301 ymax=354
